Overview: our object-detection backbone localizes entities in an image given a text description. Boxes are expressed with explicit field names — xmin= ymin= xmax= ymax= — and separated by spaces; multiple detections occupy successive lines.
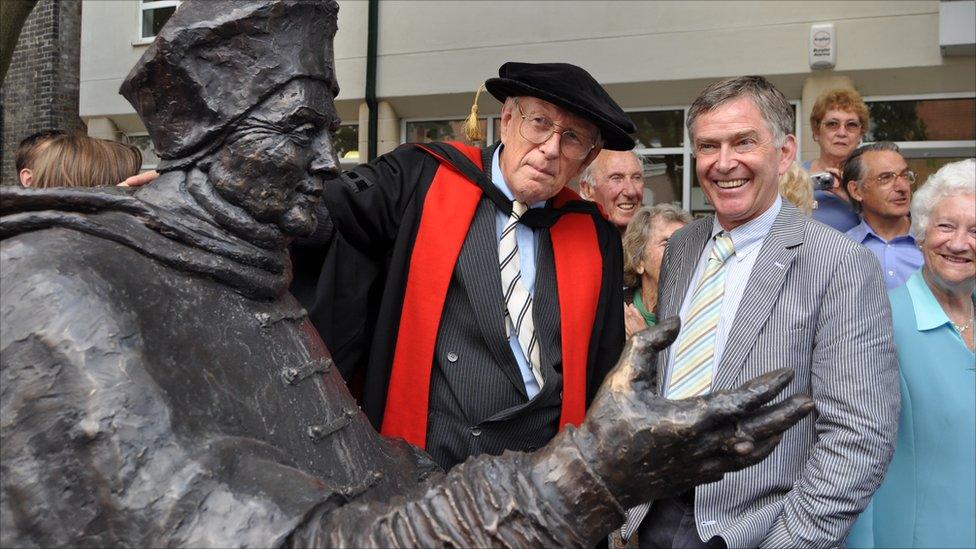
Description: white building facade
xmin=81 ymin=0 xmax=976 ymax=216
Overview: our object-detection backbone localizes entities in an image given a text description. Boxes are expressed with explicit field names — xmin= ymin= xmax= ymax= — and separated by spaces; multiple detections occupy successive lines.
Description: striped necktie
xmin=619 ymin=231 xmax=735 ymax=543
xmin=499 ymin=201 xmax=544 ymax=389
xmin=667 ymin=231 xmax=735 ymax=399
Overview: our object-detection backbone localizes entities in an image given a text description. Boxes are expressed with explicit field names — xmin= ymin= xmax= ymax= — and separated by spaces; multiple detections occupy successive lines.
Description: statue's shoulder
xmin=2 ymin=225 xmax=147 ymax=345
xmin=2 ymin=219 xmax=134 ymax=281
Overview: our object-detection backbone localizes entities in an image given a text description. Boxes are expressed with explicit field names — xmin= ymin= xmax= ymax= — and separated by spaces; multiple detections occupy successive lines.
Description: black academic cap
xmin=486 ymin=62 xmax=636 ymax=150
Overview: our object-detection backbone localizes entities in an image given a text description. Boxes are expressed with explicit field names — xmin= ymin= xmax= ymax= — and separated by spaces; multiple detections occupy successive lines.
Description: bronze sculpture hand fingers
xmin=699 ymin=368 xmax=796 ymax=421
xmin=735 ymin=394 xmax=815 ymax=444
xmin=698 ymin=433 xmax=783 ymax=479
xmin=572 ymin=319 xmax=815 ymax=509
xmin=677 ymin=379 xmax=814 ymax=459
xmin=609 ymin=316 xmax=679 ymax=388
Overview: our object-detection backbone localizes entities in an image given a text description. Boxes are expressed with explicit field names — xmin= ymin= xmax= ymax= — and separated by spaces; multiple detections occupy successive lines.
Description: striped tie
xmin=667 ymin=231 xmax=735 ymax=399
xmin=499 ymin=201 xmax=544 ymax=389
xmin=618 ymin=231 xmax=735 ymax=543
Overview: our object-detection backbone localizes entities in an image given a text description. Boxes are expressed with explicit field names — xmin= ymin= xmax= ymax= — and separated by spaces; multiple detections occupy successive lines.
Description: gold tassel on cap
xmin=464 ymin=82 xmax=487 ymax=142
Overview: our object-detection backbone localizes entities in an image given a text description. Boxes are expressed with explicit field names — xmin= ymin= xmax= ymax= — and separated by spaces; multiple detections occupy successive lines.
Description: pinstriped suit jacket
xmin=655 ymin=202 xmax=899 ymax=548
xmin=425 ymin=198 xmax=564 ymax=469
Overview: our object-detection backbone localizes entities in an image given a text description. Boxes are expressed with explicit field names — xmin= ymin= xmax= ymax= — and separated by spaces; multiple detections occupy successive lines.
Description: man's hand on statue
xmin=118 ymin=169 xmax=159 ymax=187
xmin=575 ymin=317 xmax=815 ymax=508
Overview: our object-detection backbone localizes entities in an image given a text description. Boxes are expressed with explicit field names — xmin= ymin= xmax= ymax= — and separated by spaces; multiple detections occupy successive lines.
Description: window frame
xmin=400 ymin=115 xmax=497 ymax=146
xmin=624 ymin=104 xmax=689 ymax=210
xmin=135 ymin=0 xmax=181 ymax=45
xmin=860 ymin=91 xmax=976 ymax=159
xmin=335 ymin=123 xmax=361 ymax=169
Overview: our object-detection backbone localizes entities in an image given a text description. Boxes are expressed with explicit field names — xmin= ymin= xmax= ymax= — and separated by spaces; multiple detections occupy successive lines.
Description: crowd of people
xmin=8 ymin=66 xmax=974 ymax=549
xmin=575 ymin=85 xmax=973 ymax=549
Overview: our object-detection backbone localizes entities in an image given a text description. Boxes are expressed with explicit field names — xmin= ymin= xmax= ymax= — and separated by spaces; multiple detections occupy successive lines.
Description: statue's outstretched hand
xmin=574 ymin=317 xmax=814 ymax=508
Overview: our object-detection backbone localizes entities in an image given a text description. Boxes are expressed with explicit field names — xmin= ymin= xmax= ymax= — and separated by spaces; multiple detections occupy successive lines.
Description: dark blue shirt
xmin=812 ymin=190 xmax=860 ymax=233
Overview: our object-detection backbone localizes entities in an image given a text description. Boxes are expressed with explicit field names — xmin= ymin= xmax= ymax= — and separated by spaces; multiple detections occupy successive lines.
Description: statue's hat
xmin=120 ymin=0 xmax=339 ymax=163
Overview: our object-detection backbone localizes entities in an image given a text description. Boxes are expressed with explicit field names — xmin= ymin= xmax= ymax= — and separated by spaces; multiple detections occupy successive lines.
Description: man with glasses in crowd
xmin=843 ymin=142 xmax=923 ymax=289
xmin=319 ymin=62 xmax=634 ymax=471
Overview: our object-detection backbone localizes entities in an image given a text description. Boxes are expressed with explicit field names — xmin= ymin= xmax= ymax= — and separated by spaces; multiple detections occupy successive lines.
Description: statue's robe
xmin=0 ymin=179 xmax=620 ymax=548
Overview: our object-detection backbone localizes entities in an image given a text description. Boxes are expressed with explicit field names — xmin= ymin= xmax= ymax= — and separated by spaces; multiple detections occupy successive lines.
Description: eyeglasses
xmin=820 ymin=119 xmax=863 ymax=133
xmin=866 ymin=170 xmax=917 ymax=187
xmin=515 ymin=101 xmax=596 ymax=160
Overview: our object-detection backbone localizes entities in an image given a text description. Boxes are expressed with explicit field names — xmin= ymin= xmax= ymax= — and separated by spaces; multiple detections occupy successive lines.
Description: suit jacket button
xmin=471 ymin=427 xmax=482 ymax=437
xmin=447 ymin=352 xmax=459 ymax=363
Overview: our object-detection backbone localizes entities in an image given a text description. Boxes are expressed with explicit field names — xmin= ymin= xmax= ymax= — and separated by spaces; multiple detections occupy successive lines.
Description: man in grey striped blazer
xmin=626 ymin=76 xmax=899 ymax=548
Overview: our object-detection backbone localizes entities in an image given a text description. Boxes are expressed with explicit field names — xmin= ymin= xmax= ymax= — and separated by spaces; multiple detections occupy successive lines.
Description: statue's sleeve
xmin=290 ymin=428 xmax=625 ymax=548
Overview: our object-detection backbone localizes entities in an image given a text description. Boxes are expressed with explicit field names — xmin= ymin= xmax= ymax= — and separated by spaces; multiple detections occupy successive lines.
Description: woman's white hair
xmin=910 ymin=158 xmax=976 ymax=242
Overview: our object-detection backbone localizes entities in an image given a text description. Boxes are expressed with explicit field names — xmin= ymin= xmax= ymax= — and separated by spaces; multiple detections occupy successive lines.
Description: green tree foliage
xmin=868 ymin=101 xmax=928 ymax=142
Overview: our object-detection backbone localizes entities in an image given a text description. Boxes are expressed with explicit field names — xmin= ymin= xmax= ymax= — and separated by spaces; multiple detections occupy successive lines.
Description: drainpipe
xmin=365 ymin=0 xmax=379 ymax=161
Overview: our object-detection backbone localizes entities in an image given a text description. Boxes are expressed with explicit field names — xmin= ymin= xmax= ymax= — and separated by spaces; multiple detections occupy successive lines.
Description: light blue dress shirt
xmin=491 ymin=145 xmax=545 ymax=399
xmin=664 ymin=197 xmax=782 ymax=396
xmin=845 ymin=220 xmax=923 ymax=290
xmin=847 ymin=270 xmax=975 ymax=548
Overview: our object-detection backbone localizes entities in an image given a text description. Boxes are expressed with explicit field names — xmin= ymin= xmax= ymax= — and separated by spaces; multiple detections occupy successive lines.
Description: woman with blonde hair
xmin=779 ymin=163 xmax=815 ymax=215
xmin=24 ymin=134 xmax=141 ymax=189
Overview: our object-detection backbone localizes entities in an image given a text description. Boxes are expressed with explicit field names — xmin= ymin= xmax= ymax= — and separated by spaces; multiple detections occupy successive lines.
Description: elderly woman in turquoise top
xmin=621 ymin=203 xmax=692 ymax=337
xmin=848 ymin=158 xmax=975 ymax=549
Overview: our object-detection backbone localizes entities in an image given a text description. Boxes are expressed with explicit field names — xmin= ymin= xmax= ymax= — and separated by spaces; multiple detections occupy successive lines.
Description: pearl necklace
xmin=952 ymin=318 xmax=973 ymax=333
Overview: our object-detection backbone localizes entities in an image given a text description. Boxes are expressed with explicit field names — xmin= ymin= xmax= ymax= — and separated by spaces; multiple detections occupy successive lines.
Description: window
xmin=866 ymin=97 xmax=974 ymax=142
xmin=334 ymin=125 xmax=360 ymax=164
xmin=403 ymin=117 xmax=490 ymax=148
xmin=630 ymin=108 xmax=686 ymax=209
xmin=140 ymin=0 xmax=180 ymax=40
xmin=863 ymin=93 xmax=976 ymax=187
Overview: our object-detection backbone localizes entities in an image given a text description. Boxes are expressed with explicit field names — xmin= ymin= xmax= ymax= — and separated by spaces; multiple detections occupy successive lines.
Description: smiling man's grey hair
xmin=687 ymin=75 xmax=795 ymax=148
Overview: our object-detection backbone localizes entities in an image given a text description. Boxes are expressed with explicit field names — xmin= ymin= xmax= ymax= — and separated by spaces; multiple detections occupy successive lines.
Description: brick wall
xmin=0 ymin=0 xmax=83 ymax=186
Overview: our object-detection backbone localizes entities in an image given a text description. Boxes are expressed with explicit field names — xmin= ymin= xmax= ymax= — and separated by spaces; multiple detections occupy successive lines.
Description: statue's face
xmin=208 ymin=78 xmax=340 ymax=236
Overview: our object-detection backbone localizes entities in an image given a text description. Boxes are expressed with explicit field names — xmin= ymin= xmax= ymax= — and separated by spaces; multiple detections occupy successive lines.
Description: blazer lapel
xmin=657 ymin=217 xmax=712 ymax=395
xmin=455 ymin=197 xmax=529 ymax=397
xmin=712 ymin=203 xmax=805 ymax=392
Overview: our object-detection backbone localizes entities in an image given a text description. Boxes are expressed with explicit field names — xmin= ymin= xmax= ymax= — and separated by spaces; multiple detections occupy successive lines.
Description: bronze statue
xmin=0 ymin=1 xmax=813 ymax=546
